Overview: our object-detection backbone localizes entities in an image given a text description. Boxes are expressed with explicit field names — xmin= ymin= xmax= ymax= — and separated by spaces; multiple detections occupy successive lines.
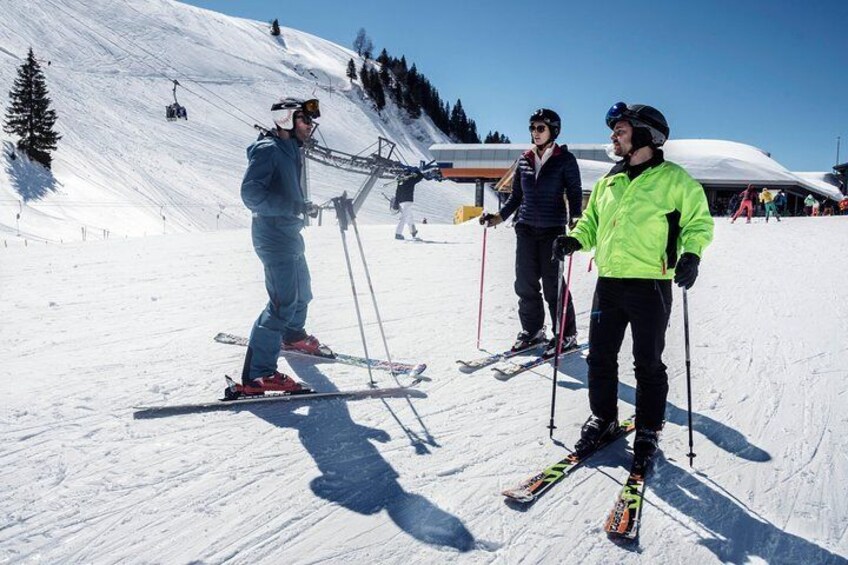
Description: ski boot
xmin=395 ymin=233 xmax=404 ymax=240
xmin=225 ymin=372 xmax=311 ymax=399
xmin=283 ymin=334 xmax=335 ymax=358
xmin=544 ymin=334 xmax=578 ymax=357
xmin=511 ymin=328 xmax=547 ymax=352
xmin=633 ymin=428 xmax=661 ymax=464
xmin=574 ymin=414 xmax=619 ymax=455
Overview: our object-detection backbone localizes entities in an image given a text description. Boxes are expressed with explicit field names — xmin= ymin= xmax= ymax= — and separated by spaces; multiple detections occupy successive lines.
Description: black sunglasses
xmin=296 ymin=113 xmax=314 ymax=125
xmin=528 ymin=124 xmax=547 ymax=133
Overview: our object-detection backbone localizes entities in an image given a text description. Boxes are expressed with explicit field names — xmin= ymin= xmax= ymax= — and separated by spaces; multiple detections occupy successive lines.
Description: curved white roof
xmin=662 ymin=139 xmax=844 ymax=200
xmin=430 ymin=139 xmax=845 ymax=200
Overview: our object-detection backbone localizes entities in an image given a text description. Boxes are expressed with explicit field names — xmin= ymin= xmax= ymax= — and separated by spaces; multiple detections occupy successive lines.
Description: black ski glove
xmin=674 ymin=252 xmax=701 ymax=289
xmin=568 ymin=215 xmax=581 ymax=231
xmin=479 ymin=212 xmax=502 ymax=227
xmin=553 ymin=235 xmax=581 ymax=261
xmin=302 ymin=201 xmax=321 ymax=218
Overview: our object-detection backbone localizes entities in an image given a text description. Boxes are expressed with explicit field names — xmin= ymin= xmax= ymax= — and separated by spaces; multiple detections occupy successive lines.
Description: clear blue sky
xmin=182 ymin=0 xmax=847 ymax=171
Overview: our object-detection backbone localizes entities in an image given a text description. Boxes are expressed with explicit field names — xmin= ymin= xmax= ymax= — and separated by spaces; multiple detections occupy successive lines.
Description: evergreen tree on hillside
xmin=449 ymin=99 xmax=468 ymax=141
xmin=346 ymin=58 xmax=357 ymax=82
xmin=270 ymin=19 xmax=281 ymax=36
xmin=360 ymin=60 xmax=369 ymax=87
xmin=369 ymin=68 xmax=385 ymax=111
xmin=394 ymin=56 xmax=408 ymax=83
xmin=348 ymin=44 xmax=482 ymax=139
xmin=485 ymin=130 xmax=511 ymax=143
xmin=465 ymin=118 xmax=481 ymax=143
xmin=3 ymin=48 xmax=61 ymax=169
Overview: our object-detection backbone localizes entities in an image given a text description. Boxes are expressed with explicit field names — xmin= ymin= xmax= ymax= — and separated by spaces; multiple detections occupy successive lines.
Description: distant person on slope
xmin=774 ymin=189 xmax=788 ymax=216
xmin=760 ymin=187 xmax=780 ymax=222
xmin=726 ymin=193 xmax=740 ymax=217
xmin=479 ymin=108 xmax=583 ymax=355
xmin=237 ymin=97 xmax=326 ymax=396
xmin=811 ymin=195 xmax=821 ymax=216
xmin=804 ymin=194 xmax=817 ymax=216
xmin=394 ymin=168 xmax=424 ymax=240
xmin=731 ymin=184 xmax=758 ymax=224
xmin=553 ymin=102 xmax=714 ymax=464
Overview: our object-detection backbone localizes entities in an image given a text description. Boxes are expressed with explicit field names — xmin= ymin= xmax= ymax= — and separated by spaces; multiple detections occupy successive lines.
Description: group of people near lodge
xmin=232 ymin=96 xmax=716 ymax=466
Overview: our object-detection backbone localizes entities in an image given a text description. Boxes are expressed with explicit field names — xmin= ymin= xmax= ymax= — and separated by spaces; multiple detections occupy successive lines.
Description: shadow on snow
xmin=4 ymin=141 xmax=59 ymax=201
xmin=548 ymin=356 xmax=846 ymax=563
xmin=653 ymin=455 xmax=847 ymax=564
xmin=243 ymin=362 xmax=475 ymax=553
xmin=554 ymin=354 xmax=771 ymax=462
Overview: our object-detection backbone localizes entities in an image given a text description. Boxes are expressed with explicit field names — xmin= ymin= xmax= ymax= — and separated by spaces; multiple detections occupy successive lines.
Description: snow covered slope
xmin=2 ymin=218 xmax=847 ymax=563
xmin=0 ymin=0 xmax=492 ymax=243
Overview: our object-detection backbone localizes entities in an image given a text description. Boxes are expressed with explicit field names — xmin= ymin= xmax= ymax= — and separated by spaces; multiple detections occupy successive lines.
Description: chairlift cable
xmin=42 ymin=0 xmax=264 ymax=128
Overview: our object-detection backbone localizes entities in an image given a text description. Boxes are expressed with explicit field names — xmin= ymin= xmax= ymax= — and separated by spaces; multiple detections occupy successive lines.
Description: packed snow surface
xmin=2 ymin=217 xmax=847 ymax=564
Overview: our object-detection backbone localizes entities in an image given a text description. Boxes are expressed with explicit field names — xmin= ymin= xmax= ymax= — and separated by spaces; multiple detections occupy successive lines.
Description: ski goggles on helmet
xmin=301 ymin=98 xmax=320 ymax=118
xmin=605 ymin=101 xmax=629 ymax=129
xmin=271 ymin=98 xmax=321 ymax=118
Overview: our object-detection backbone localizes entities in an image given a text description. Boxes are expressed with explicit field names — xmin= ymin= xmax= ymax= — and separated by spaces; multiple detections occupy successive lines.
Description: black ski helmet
xmin=605 ymin=102 xmax=669 ymax=147
xmin=529 ymin=108 xmax=561 ymax=140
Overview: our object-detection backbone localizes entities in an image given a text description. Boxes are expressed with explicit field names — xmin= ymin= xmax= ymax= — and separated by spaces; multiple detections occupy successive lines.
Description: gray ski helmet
xmin=605 ymin=102 xmax=669 ymax=147
xmin=529 ymin=108 xmax=561 ymax=139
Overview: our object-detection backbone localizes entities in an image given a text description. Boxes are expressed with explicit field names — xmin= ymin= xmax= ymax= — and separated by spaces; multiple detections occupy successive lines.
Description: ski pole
xmin=344 ymin=198 xmax=395 ymax=376
xmin=683 ymin=287 xmax=696 ymax=466
xmin=476 ymin=227 xmax=488 ymax=350
xmin=548 ymin=253 xmax=574 ymax=438
xmin=332 ymin=196 xmax=374 ymax=387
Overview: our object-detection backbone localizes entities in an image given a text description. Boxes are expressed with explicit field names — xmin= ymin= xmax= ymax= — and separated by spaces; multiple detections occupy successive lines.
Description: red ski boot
xmin=238 ymin=372 xmax=310 ymax=396
xmin=283 ymin=335 xmax=335 ymax=358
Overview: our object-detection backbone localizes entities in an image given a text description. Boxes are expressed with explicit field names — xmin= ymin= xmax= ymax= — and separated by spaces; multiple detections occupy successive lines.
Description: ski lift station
xmin=430 ymin=139 xmax=846 ymax=221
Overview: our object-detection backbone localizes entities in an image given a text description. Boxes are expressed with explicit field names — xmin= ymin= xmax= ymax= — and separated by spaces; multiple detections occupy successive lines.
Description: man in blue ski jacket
xmin=238 ymin=97 xmax=328 ymax=395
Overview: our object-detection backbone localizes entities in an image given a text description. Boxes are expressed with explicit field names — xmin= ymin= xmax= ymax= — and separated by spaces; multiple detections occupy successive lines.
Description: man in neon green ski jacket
xmin=553 ymin=102 xmax=714 ymax=464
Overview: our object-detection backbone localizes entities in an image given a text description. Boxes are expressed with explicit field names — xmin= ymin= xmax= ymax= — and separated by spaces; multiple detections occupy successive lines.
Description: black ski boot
xmin=574 ymin=414 xmax=618 ymax=455
xmin=511 ymin=328 xmax=547 ymax=352
xmin=633 ymin=428 xmax=661 ymax=463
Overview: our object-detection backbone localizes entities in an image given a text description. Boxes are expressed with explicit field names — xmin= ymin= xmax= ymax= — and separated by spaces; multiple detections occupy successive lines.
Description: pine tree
xmin=369 ymin=68 xmax=385 ymax=111
xmin=485 ymin=130 xmax=511 ymax=143
xmin=378 ymin=61 xmax=391 ymax=88
xmin=449 ymin=99 xmax=466 ymax=141
xmin=4 ymin=48 xmax=61 ymax=169
xmin=270 ymin=19 xmax=281 ymax=36
xmin=346 ymin=58 xmax=357 ymax=82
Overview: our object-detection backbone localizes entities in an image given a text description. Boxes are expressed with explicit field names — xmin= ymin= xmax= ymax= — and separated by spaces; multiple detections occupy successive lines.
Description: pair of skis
xmin=501 ymin=415 xmax=652 ymax=541
xmin=213 ymin=332 xmax=428 ymax=380
xmin=456 ymin=342 xmax=587 ymax=379
xmin=134 ymin=376 xmax=427 ymax=418
xmin=133 ymin=333 xmax=429 ymax=419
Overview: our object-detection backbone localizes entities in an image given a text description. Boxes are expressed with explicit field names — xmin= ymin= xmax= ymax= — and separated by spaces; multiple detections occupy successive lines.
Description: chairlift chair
xmin=165 ymin=80 xmax=188 ymax=121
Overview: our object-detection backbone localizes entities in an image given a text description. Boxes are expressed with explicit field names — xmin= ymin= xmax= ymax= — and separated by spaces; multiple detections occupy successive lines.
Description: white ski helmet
xmin=271 ymin=97 xmax=320 ymax=130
